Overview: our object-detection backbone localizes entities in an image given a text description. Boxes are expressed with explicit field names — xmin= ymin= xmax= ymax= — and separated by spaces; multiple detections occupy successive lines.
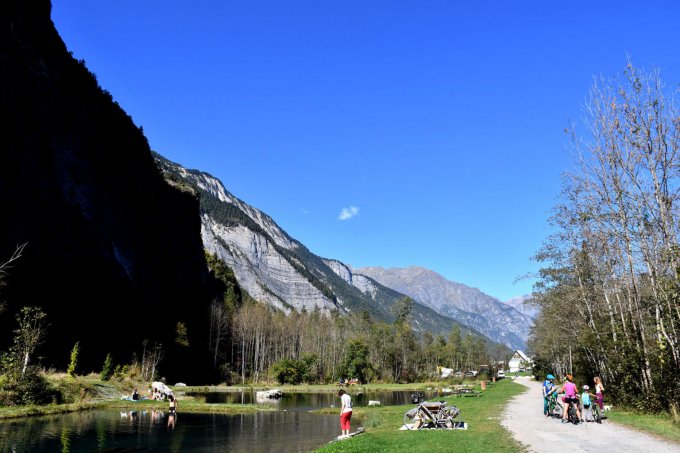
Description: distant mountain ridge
xmin=503 ymin=295 xmax=538 ymax=319
xmin=354 ymin=266 xmax=533 ymax=350
xmin=155 ymin=155 xmax=498 ymax=343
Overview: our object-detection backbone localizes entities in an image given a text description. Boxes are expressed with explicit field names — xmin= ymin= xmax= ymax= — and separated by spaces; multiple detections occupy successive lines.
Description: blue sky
xmin=51 ymin=1 xmax=680 ymax=301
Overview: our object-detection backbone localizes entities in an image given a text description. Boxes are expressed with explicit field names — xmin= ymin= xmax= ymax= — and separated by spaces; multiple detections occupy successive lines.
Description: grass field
xmin=314 ymin=378 xmax=525 ymax=453
xmin=607 ymin=407 xmax=680 ymax=444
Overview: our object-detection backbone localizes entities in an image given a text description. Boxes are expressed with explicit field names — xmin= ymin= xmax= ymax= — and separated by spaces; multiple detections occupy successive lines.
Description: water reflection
xmin=191 ymin=389 xmax=437 ymax=410
xmin=167 ymin=411 xmax=177 ymax=430
xmin=0 ymin=409 xmax=338 ymax=452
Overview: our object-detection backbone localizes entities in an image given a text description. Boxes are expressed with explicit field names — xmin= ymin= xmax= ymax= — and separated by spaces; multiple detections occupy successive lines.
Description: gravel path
xmin=501 ymin=377 xmax=680 ymax=453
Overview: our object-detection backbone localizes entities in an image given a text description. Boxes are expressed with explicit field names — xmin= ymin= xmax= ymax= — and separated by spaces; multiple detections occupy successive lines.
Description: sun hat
xmin=583 ymin=385 xmax=589 ymax=390
xmin=547 ymin=374 xmax=555 ymax=380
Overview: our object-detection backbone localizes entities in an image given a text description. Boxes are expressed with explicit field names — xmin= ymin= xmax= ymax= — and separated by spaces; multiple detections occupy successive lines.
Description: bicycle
xmin=564 ymin=394 xmax=580 ymax=424
xmin=403 ymin=400 xmax=461 ymax=430
xmin=546 ymin=392 xmax=563 ymax=418
xmin=590 ymin=397 xmax=602 ymax=424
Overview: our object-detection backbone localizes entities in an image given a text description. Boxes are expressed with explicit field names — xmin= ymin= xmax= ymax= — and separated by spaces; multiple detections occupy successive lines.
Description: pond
xmin=188 ymin=389 xmax=440 ymax=410
xmin=0 ymin=409 xmax=339 ymax=452
xmin=0 ymin=390 xmax=443 ymax=451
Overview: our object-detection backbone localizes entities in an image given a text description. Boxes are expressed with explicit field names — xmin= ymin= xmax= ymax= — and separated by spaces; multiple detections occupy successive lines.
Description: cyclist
xmin=542 ymin=374 xmax=557 ymax=416
xmin=560 ymin=374 xmax=581 ymax=423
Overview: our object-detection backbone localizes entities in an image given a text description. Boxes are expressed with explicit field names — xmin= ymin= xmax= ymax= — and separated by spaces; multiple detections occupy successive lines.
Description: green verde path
xmin=315 ymin=378 xmax=525 ymax=453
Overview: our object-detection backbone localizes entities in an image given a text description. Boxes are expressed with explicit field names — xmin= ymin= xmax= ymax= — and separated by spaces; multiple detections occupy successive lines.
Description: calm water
xmin=0 ymin=410 xmax=338 ymax=452
xmin=189 ymin=390 xmax=438 ymax=410
xmin=0 ymin=390 xmax=438 ymax=452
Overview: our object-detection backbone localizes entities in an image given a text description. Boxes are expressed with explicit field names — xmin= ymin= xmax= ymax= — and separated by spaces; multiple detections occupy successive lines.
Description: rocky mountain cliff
xmin=155 ymin=156 xmax=498 ymax=342
xmin=504 ymin=295 xmax=538 ymax=319
xmin=354 ymin=266 xmax=533 ymax=350
xmin=0 ymin=0 xmax=508 ymax=380
xmin=0 ymin=0 xmax=217 ymax=381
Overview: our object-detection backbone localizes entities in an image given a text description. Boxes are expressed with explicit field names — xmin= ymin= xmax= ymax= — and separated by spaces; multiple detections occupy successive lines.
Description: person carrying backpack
xmin=581 ymin=385 xmax=594 ymax=422
xmin=542 ymin=374 xmax=557 ymax=416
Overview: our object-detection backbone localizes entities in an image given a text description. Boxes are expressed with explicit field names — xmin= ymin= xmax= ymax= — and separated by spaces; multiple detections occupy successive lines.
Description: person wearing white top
xmin=338 ymin=389 xmax=353 ymax=438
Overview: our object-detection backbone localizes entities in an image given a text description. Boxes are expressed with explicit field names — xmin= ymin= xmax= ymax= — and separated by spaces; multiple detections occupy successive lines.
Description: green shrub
xmin=270 ymin=354 xmax=320 ymax=384
xmin=0 ymin=367 xmax=55 ymax=406
xmin=100 ymin=353 xmax=114 ymax=381
xmin=271 ymin=359 xmax=301 ymax=384
xmin=113 ymin=364 xmax=123 ymax=380
xmin=67 ymin=342 xmax=79 ymax=378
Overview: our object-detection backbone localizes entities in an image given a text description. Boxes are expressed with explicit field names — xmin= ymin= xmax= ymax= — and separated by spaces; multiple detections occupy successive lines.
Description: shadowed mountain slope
xmin=0 ymin=0 xmax=217 ymax=381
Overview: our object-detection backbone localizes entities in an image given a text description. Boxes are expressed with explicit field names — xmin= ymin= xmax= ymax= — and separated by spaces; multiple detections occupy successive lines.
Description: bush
xmin=100 ymin=353 xmax=114 ymax=381
xmin=271 ymin=359 xmax=301 ymax=384
xmin=67 ymin=342 xmax=79 ymax=378
xmin=219 ymin=363 xmax=241 ymax=385
xmin=0 ymin=367 xmax=56 ymax=406
xmin=270 ymin=354 xmax=320 ymax=385
xmin=339 ymin=339 xmax=374 ymax=384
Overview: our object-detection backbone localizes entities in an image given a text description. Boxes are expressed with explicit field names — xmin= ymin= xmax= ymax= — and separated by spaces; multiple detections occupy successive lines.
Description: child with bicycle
xmin=542 ymin=374 xmax=557 ymax=417
xmin=559 ymin=374 xmax=582 ymax=423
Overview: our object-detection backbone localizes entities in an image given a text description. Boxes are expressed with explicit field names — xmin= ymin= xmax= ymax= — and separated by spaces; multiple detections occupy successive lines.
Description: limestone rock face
xmin=202 ymin=218 xmax=335 ymax=312
xmin=155 ymin=156 xmax=497 ymax=345
xmin=323 ymin=259 xmax=377 ymax=299
xmin=158 ymin=158 xmax=337 ymax=313
xmin=354 ymin=266 xmax=533 ymax=350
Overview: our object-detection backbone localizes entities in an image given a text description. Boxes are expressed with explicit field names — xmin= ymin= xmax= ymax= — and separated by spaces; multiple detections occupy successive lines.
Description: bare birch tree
xmin=531 ymin=61 xmax=680 ymax=412
xmin=12 ymin=306 xmax=48 ymax=377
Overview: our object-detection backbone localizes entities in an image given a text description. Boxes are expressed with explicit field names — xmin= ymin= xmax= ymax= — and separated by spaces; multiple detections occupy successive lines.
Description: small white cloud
xmin=338 ymin=206 xmax=359 ymax=221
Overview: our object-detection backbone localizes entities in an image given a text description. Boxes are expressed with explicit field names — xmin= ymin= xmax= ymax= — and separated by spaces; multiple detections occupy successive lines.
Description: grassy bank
xmin=0 ymin=397 xmax=267 ymax=419
xmin=0 ymin=401 xmax=106 ymax=419
xmin=607 ymin=408 xmax=680 ymax=444
xmin=0 ymin=372 xmax=273 ymax=419
xmin=314 ymin=378 xmax=524 ymax=453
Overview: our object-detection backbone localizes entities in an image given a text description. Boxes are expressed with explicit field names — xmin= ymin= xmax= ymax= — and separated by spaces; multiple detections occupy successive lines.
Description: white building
xmin=508 ymin=350 xmax=532 ymax=372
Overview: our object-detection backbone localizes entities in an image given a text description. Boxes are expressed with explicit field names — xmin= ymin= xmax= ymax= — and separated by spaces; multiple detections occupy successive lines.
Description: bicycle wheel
xmin=403 ymin=408 xmax=418 ymax=429
xmin=593 ymin=405 xmax=601 ymax=423
xmin=568 ymin=404 xmax=579 ymax=424
xmin=550 ymin=401 xmax=563 ymax=418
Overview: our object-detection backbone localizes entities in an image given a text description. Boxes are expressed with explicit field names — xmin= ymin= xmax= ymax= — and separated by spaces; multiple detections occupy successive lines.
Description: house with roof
xmin=508 ymin=350 xmax=532 ymax=372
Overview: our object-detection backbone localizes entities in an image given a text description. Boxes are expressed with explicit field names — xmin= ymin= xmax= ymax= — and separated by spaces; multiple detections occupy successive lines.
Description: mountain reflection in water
xmin=0 ymin=409 xmax=338 ymax=452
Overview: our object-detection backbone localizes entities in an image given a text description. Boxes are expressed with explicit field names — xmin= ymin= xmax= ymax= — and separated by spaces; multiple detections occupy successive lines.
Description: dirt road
xmin=501 ymin=377 xmax=680 ymax=452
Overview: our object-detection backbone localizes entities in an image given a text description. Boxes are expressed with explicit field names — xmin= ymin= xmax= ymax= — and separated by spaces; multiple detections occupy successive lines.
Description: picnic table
xmin=452 ymin=388 xmax=482 ymax=397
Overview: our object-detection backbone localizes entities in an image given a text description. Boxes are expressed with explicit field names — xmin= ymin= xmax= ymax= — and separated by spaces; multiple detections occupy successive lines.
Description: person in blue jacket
xmin=542 ymin=374 xmax=557 ymax=416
